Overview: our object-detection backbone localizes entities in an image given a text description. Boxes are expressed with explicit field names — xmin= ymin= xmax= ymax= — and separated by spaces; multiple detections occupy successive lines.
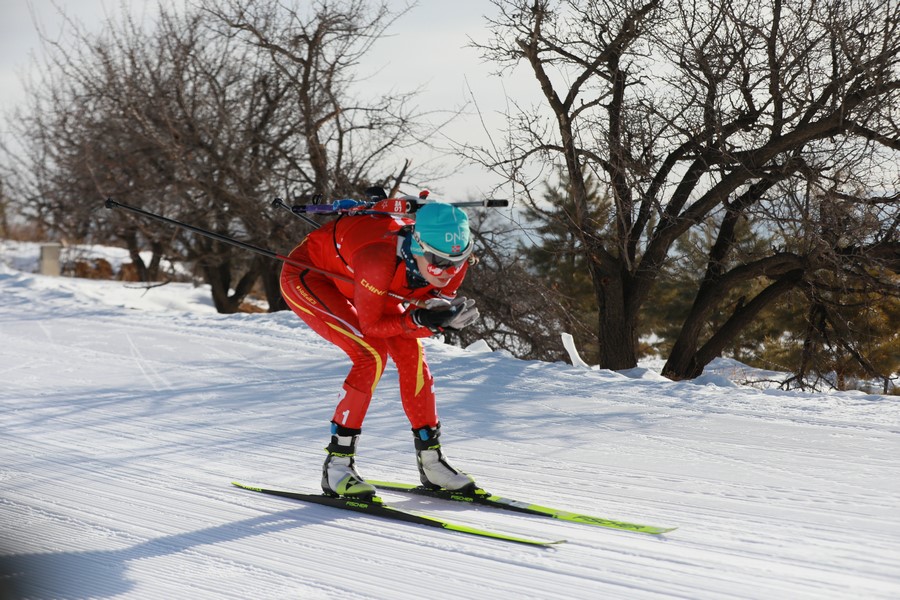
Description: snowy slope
xmin=2 ymin=241 xmax=899 ymax=600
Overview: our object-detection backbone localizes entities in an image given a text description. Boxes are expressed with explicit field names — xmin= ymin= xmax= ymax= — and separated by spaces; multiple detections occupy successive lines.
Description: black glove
xmin=412 ymin=297 xmax=479 ymax=332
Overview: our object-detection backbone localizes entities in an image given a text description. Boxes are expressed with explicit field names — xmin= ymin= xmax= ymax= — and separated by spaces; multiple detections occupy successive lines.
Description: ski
xmin=231 ymin=482 xmax=564 ymax=547
xmin=368 ymin=481 xmax=676 ymax=535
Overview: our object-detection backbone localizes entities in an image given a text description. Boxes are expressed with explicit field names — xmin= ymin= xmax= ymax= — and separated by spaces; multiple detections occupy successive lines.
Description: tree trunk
xmin=146 ymin=239 xmax=163 ymax=281
xmin=120 ymin=228 xmax=150 ymax=282
xmin=663 ymin=270 xmax=804 ymax=379
xmin=592 ymin=259 xmax=638 ymax=370
xmin=203 ymin=262 xmax=239 ymax=313
xmin=262 ymin=260 xmax=288 ymax=312
xmin=661 ymin=274 xmax=727 ymax=380
xmin=202 ymin=259 xmax=263 ymax=314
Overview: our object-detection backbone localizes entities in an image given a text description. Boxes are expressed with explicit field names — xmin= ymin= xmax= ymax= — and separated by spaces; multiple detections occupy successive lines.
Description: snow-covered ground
xmin=2 ymin=240 xmax=899 ymax=599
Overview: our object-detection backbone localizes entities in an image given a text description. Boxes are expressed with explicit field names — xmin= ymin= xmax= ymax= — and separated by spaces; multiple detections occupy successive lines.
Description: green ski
xmin=368 ymin=480 xmax=676 ymax=535
xmin=231 ymin=482 xmax=565 ymax=547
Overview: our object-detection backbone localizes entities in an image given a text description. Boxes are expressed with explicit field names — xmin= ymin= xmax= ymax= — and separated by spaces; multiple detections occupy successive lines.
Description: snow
xmin=2 ymin=240 xmax=899 ymax=600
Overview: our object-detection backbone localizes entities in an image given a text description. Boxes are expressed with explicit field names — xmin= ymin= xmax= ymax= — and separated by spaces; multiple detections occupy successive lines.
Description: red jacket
xmin=291 ymin=214 xmax=468 ymax=338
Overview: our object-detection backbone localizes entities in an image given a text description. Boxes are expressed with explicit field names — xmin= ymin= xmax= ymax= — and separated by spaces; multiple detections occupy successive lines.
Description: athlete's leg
xmin=386 ymin=335 xmax=437 ymax=429
xmin=280 ymin=264 xmax=388 ymax=429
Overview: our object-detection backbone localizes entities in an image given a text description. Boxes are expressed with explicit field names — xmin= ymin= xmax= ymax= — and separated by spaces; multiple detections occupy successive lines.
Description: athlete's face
xmin=414 ymin=254 xmax=455 ymax=287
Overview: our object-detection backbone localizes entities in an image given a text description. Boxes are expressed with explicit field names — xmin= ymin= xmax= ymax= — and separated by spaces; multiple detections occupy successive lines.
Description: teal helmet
xmin=410 ymin=202 xmax=473 ymax=259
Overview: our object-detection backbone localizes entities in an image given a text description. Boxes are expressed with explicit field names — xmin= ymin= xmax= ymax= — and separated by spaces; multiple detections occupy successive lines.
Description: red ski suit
xmin=279 ymin=214 xmax=468 ymax=430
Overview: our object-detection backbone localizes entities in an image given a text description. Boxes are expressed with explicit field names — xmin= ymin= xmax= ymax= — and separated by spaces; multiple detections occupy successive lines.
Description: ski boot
xmin=413 ymin=423 xmax=476 ymax=492
xmin=321 ymin=423 xmax=377 ymax=498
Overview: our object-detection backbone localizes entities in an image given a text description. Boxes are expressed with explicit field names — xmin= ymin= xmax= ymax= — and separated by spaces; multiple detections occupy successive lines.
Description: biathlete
xmin=280 ymin=201 xmax=480 ymax=498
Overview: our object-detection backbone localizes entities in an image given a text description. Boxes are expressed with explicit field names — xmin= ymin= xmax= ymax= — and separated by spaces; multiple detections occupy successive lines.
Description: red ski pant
xmin=280 ymin=266 xmax=437 ymax=430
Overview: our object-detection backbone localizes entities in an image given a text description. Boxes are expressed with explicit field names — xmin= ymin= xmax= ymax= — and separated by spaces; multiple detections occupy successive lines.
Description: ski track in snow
xmin=1 ymin=246 xmax=900 ymax=599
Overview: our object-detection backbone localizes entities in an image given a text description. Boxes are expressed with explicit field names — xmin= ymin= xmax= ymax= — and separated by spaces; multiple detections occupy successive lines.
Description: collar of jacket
xmin=398 ymin=228 xmax=428 ymax=289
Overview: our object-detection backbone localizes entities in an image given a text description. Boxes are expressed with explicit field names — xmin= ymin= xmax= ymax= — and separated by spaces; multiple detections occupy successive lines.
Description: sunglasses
xmin=424 ymin=252 xmax=468 ymax=276
xmin=413 ymin=230 xmax=473 ymax=277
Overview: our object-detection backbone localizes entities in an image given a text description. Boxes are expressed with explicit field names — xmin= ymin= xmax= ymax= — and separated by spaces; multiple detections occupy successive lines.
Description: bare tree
xmin=467 ymin=0 xmax=900 ymax=377
xmin=5 ymin=0 xmax=428 ymax=312
xmin=5 ymin=6 xmax=294 ymax=302
xmin=199 ymin=0 xmax=428 ymax=200
xmin=447 ymin=209 xmax=579 ymax=360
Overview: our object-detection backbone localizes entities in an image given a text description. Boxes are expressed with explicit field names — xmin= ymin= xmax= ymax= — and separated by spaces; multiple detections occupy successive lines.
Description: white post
xmin=39 ymin=243 xmax=62 ymax=276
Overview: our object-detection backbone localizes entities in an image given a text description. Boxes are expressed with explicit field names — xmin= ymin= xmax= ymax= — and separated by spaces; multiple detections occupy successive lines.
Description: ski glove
xmin=412 ymin=296 xmax=479 ymax=332
xmin=422 ymin=296 xmax=454 ymax=310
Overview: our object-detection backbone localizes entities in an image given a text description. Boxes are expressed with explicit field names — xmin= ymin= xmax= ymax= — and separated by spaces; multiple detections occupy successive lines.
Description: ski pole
xmin=106 ymin=198 xmax=294 ymax=265
xmin=103 ymin=198 xmax=427 ymax=307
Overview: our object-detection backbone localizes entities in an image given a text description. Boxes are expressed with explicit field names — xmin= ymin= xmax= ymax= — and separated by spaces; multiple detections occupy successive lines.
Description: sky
xmin=0 ymin=0 xmax=540 ymax=202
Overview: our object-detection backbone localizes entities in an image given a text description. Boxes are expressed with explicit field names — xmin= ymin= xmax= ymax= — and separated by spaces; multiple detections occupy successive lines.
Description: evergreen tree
xmin=519 ymin=170 xmax=610 ymax=364
xmin=759 ymin=273 xmax=900 ymax=394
